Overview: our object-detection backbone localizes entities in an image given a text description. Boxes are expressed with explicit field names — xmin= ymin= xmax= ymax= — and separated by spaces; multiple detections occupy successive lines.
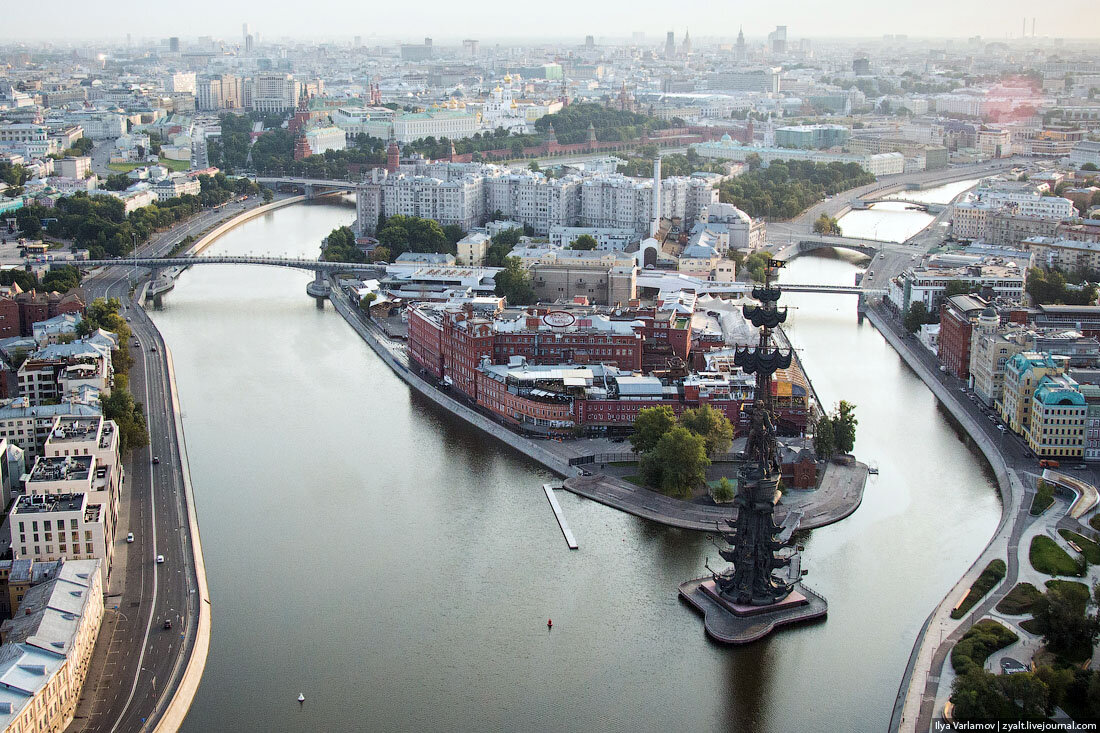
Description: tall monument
xmin=680 ymin=264 xmax=827 ymax=643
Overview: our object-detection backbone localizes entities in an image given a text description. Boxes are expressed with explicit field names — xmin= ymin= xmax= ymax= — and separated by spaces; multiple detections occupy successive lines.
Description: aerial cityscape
xmin=0 ymin=4 xmax=1099 ymax=731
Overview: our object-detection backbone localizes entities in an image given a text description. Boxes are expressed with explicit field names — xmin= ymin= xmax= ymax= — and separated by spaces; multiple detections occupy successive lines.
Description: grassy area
xmin=1029 ymin=535 xmax=1084 ymax=576
xmin=951 ymin=619 xmax=1018 ymax=675
xmin=1091 ymin=514 xmax=1100 ymax=532
xmin=951 ymin=559 xmax=1007 ymax=619
xmin=106 ymin=161 xmax=145 ymax=173
xmin=1019 ymin=618 xmax=1042 ymax=635
xmin=1045 ymin=579 xmax=1091 ymax=604
xmin=1059 ymin=529 xmax=1100 ymax=564
xmin=609 ymin=461 xmax=637 ymax=467
xmin=995 ymin=583 xmax=1041 ymax=615
xmin=158 ymin=156 xmax=191 ymax=172
xmin=622 ymin=475 xmax=645 ymax=487
xmin=1030 ymin=480 xmax=1055 ymax=516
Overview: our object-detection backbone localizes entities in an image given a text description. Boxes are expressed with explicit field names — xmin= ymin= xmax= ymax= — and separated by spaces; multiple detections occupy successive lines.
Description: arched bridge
xmin=852 ymin=198 xmax=945 ymax=214
xmin=254 ymin=177 xmax=354 ymax=199
xmin=772 ymin=237 xmax=880 ymax=262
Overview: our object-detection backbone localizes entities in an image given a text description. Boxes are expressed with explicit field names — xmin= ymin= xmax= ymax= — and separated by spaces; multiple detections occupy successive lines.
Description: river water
xmin=148 ymin=199 xmax=1001 ymax=732
xmin=837 ymin=178 xmax=981 ymax=243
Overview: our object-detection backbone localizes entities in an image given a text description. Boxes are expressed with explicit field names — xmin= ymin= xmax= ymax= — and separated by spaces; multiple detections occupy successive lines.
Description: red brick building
xmin=0 ymin=296 xmax=20 ymax=339
xmin=938 ymin=294 xmax=989 ymax=380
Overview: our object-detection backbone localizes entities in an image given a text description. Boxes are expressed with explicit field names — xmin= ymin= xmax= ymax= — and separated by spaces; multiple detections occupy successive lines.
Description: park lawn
xmin=106 ymin=161 xmax=144 ymax=173
xmin=1029 ymin=481 xmax=1055 ymax=516
xmin=622 ymin=474 xmax=645 ymax=487
xmin=951 ymin=559 xmax=1007 ymax=619
xmin=1019 ymin=618 xmax=1042 ymax=635
xmin=951 ymin=619 xmax=1018 ymax=675
xmin=1044 ymin=579 xmax=1091 ymax=604
xmin=1030 ymin=535 xmax=1084 ymax=576
xmin=1058 ymin=529 xmax=1100 ymax=564
xmin=158 ymin=156 xmax=191 ymax=172
xmin=995 ymin=583 xmax=1041 ymax=615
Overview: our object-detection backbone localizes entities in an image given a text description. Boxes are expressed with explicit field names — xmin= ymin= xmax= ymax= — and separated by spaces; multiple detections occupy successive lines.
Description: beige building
xmin=998 ymin=351 xmax=1067 ymax=435
xmin=38 ymin=417 xmax=124 ymax=530
xmin=456 ymin=232 xmax=491 ymax=266
xmin=969 ymin=309 xmax=1029 ymax=407
xmin=1025 ymin=374 xmax=1086 ymax=459
xmin=529 ymin=263 xmax=636 ymax=306
xmin=0 ymin=559 xmax=104 ymax=733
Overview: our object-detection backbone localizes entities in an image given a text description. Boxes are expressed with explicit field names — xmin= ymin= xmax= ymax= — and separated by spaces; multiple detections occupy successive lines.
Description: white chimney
xmin=651 ymin=157 xmax=661 ymax=237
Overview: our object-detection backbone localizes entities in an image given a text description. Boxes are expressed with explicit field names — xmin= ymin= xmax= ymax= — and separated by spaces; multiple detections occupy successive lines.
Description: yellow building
xmin=1026 ymin=375 xmax=1086 ymax=459
xmin=998 ymin=351 xmax=1067 ymax=435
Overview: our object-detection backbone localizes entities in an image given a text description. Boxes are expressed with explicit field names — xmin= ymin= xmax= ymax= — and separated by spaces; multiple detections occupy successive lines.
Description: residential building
xmin=999 ymin=351 xmax=1067 ymax=435
xmin=456 ymin=232 xmax=491 ymax=266
xmin=0 ymin=400 xmax=101 ymax=462
xmin=9 ymin=494 xmax=112 ymax=586
xmin=0 ymin=559 xmax=104 ymax=733
xmin=1082 ymin=383 xmax=1100 ymax=462
xmin=970 ymin=311 xmax=1029 ymax=406
xmin=1025 ymin=375 xmax=1086 ymax=459
xmin=887 ymin=261 xmax=1026 ymax=314
xmin=55 ymin=157 xmax=90 ymax=180
xmin=38 ymin=416 xmax=124 ymax=528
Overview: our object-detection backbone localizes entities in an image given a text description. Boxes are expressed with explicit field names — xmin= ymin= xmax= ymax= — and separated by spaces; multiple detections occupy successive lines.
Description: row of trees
xmin=629 ymin=404 xmax=735 ymax=498
xmin=83 ymin=298 xmax=149 ymax=452
xmin=616 ymin=149 xmax=727 ymax=178
xmin=812 ymin=401 xmax=858 ymax=460
xmin=718 ymin=160 xmax=875 ymax=220
xmin=0 ymin=265 xmax=81 ymax=294
xmin=532 ymin=102 xmax=675 ymax=145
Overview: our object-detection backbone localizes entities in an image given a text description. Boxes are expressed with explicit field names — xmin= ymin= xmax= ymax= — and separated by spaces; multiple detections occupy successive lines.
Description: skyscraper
xmin=768 ymin=25 xmax=787 ymax=55
xmin=665 ymin=31 xmax=675 ymax=59
xmin=735 ymin=26 xmax=746 ymax=60
xmin=682 ymin=29 xmax=692 ymax=55
xmin=168 ymin=37 xmax=180 ymax=52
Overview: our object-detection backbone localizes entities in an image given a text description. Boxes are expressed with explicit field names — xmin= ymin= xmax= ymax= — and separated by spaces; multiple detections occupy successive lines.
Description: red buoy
xmin=547 ymin=618 xmax=553 ymax=630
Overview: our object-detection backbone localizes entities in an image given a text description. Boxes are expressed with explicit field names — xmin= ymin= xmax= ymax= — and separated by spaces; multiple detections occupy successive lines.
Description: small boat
xmin=297 ymin=694 xmax=305 ymax=704
xmin=868 ymin=466 xmax=879 ymax=475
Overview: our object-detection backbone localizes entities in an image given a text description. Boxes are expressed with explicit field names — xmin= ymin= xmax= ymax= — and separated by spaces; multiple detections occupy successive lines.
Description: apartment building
xmin=9 ymin=494 xmax=112 ymax=587
xmin=1026 ymin=375 xmax=1086 ymax=459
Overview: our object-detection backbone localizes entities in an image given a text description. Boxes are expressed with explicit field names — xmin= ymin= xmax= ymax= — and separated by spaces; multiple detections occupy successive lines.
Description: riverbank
xmin=865 ymin=305 xmax=1029 ymax=733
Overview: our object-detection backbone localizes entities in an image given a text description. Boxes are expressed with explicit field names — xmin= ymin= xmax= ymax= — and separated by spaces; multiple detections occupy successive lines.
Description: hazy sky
xmin=8 ymin=0 xmax=1100 ymax=42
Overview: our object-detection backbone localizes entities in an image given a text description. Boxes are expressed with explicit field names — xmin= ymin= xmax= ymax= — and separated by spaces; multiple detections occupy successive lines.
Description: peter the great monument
xmin=680 ymin=263 xmax=828 ymax=644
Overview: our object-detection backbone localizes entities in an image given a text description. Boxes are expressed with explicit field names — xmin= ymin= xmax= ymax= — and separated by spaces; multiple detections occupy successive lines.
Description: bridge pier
xmin=305 ymin=270 xmax=330 ymax=299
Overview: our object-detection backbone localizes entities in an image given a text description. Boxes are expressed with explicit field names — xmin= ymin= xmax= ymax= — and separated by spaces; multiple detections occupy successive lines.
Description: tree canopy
xmin=718 ymin=160 xmax=874 ymax=220
xmin=494 ymin=257 xmax=534 ymax=305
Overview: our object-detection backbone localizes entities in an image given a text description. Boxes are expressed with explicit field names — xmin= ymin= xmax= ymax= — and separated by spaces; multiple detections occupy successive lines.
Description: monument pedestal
xmin=678 ymin=577 xmax=827 ymax=645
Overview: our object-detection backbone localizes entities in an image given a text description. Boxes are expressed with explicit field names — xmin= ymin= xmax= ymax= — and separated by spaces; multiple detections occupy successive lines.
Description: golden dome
xmin=504 ymin=74 xmax=512 ymax=83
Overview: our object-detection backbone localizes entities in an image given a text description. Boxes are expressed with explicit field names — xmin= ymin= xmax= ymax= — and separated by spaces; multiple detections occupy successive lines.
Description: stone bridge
xmin=254 ymin=177 xmax=354 ymax=199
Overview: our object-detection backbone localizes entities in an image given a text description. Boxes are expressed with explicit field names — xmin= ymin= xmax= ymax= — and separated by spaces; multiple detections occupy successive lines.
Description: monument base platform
xmin=678 ymin=577 xmax=827 ymax=645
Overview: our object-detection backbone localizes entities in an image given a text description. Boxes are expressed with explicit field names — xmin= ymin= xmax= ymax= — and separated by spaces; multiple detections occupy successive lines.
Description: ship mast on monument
xmin=680 ymin=261 xmax=828 ymax=643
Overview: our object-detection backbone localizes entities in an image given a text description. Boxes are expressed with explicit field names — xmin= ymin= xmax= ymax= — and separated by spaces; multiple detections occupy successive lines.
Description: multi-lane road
xmin=69 ymin=196 xmax=265 ymax=732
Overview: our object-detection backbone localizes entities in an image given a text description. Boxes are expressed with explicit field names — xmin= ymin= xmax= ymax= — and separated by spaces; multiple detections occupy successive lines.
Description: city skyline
xmin=6 ymin=0 xmax=1100 ymax=42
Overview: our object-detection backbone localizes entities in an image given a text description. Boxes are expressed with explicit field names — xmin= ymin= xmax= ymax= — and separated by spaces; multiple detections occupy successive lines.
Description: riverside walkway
xmin=563 ymin=460 xmax=867 ymax=532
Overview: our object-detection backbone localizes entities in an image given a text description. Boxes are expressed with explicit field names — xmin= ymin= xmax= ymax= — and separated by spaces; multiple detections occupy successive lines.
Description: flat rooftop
xmin=27 ymin=455 xmax=93 ymax=483
xmin=47 ymin=416 xmax=102 ymax=443
xmin=13 ymin=493 xmax=85 ymax=514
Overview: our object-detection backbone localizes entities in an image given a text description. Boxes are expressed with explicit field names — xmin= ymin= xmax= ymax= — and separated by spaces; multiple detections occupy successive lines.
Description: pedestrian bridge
xmin=80 ymin=256 xmax=378 ymax=273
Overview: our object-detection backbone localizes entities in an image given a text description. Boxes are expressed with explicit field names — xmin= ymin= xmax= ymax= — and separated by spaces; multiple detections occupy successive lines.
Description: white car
xmin=156 ymin=554 xmax=165 ymax=564
xmin=126 ymin=533 xmax=134 ymax=543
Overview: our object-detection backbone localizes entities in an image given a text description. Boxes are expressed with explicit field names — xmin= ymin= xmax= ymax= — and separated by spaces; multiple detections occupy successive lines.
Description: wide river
xmin=837 ymin=178 xmax=980 ymax=243
xmin=148 ymin=195 xmax=1001 ymax=732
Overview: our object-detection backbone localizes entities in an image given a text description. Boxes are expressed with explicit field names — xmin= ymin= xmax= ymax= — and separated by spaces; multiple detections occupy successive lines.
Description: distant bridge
xmin=851 ymin=198 xmax=946 ymax=214
xmin=80 ymin=256 xmax=378 ymax=273
xmin=772 ymin=237 xmax=882 ymax=262
xmin=254 ymin=177 xmax=354 ymax=199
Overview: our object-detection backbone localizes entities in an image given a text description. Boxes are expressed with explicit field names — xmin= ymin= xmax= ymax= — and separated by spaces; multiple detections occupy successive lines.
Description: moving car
xmin=163 ymin=619 xmax=172 ymax=630
xmin=156 ymin=554 xmax=165 ymax=564
xmin=152 ymin=456 xmax=160 ymax=464
xmin=126 ymin=532 xmax=134 ymax=543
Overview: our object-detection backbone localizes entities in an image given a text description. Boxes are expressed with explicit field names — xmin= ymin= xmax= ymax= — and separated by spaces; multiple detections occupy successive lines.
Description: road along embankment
xmin=150 ymin=346 xmax=212 ymax=731
xmin=865 ymin=307 xmax=1024 ymax=733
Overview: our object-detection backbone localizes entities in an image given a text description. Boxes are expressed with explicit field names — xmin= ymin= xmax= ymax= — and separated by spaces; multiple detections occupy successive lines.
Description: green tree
xmin=261 ymin=188 xmax=274 ymax=203
xmin=629 ymin=405 xmax=677 ymax=454
xmin=41 ymin=266 xmax=82 ymax=293
xmin=1031 ymin=587 xmax=1100 ymax=660
xmin=569 ymin=234 xmax=598 ymax=251
xmin=903 ymin=302 xmax=938 ymax=333
xmin=812 ymin=213 xmax=842 ymax=235
xmin=102 ymin=374 xmax=149 ymax=452
xmin=680 ymin=404 xmax=734 ymax=457
xmin=442 ymin=224 xmax=465 ymax=246
xmin=359 ymin=292 xmax=378 ymax=318
xmin=711 ymin=477 xmax=736 ymax=503
xmin=641 ymin=426 xmax=709 ymax=498
xmin=832 ymin=401 xmax=858 ymax=456
xmin=813 ymin=415 xmax=836 ymax=459
xmin=493 ymin=256 xmax=534 ymax=305
xmin=1082 ymin=162 xmax=1099 ymax=172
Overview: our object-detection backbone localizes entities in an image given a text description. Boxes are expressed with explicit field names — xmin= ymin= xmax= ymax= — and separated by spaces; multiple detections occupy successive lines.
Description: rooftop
xmin=12 ymin=493 xmax=85 ymax=514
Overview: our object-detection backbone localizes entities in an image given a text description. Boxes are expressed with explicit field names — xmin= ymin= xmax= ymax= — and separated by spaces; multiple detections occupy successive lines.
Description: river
xmin=837 ymin=178 xmax=981 ymax=243
xmin=147 ymin=199 xmax=1001 ymax=732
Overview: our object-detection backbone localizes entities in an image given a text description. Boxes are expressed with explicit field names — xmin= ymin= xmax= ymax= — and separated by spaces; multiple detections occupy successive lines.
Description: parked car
xmin=1039 ymin=459 xmax=1060 ymax=469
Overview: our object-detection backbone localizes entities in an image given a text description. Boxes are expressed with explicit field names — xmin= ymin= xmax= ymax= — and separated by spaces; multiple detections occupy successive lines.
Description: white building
xmin=687 ymin=202 xmax=766 ymax=254
xmin=887 ymin=261 xmax=1026 ymax=313
xmin=1070 ymin=141 xmax=1100 ymax=169
xmin=10 ymin=493 xmax=112 ymax=586
xmin=249 ymin=73 xmax=299 ymax=113
xmin=56 ymin=156 xmax=91 ymax=179
xmin=303 ymin=126 xmax=346 ymax=156
xmin=153 ymin=174 xmax=200 ymax=201
xmin=692 ymin=135 xmax=904 ymax=176
xmin=38 ymin=416 xmax=124 ymax=529
xmin=548 ymin=226 xmax=638 ymax=251
xmin=456 ymin=231 xmax=491 ymax=266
